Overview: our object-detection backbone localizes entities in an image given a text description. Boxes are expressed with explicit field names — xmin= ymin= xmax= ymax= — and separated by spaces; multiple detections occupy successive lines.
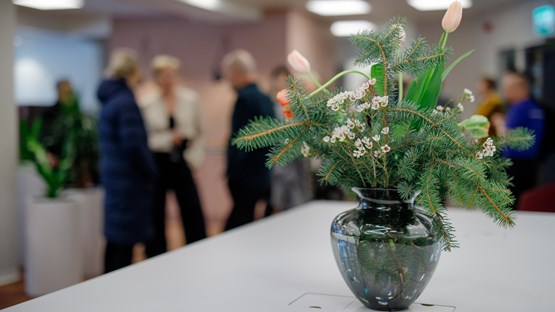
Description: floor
xmin=0 ymin=191 xmax=260 ymax=310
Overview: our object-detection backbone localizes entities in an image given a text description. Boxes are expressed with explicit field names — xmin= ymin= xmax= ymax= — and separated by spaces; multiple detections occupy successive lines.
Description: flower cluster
xmin=323 ymin=125 xmax=354 ymax=143
xmin=327 ymin=91 xmax=352 ymax=111
xmin=476 ymin=137 xmax=496 ymax=159
xmin=463 ymin=88 xmax=475 ymax=103
xmin=327 ymin=79 xmax=378 ymax=112
xmin=353 ymin=137 xmax=373 ymax=158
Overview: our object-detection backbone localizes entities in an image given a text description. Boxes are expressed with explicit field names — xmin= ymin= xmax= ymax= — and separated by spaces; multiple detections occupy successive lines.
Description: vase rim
xmin=352 ymin=187 xmax=421 ymax=204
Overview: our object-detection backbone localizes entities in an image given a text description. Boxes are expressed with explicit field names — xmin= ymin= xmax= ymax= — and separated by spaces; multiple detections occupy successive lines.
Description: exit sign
xmin=533 ymin=5 xmax=555 ymax=37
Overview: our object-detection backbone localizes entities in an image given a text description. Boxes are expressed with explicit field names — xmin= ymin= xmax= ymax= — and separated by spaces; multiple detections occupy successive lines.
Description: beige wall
xmin=110 ymin=11 xmax=337 ymax=226
xmin=110 ymin=13 xmax=288 ymax=225
xmin=286 ymin=10 xmax=337 ymax=82
xmin=0 ymin=1 xmax=20 ymax=286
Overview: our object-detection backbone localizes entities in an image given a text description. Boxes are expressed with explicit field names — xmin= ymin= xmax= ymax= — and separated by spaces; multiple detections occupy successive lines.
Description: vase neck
xmin=353 ymin=188 xmax=417 ymax=210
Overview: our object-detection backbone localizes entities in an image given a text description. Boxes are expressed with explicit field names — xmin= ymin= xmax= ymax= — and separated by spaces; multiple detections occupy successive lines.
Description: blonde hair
xmin=221 ymin=49 xmax=257 ymax=75
xmin=105 ymin=48 xmax=139 ymax=80
xmin=151 ymin=55 xmax=181 ymax=77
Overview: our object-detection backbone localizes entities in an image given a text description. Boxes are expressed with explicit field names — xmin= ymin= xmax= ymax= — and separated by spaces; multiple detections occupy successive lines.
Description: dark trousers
xmin=508 ymin=159 xmax=539 ymax=209
xmin=225 ymin=181 xmax=271 ymax=231
xmin=145 ymin=153 xmax=207 ymax=257
xmin=104 ymin=241 xmax=134 ymax=273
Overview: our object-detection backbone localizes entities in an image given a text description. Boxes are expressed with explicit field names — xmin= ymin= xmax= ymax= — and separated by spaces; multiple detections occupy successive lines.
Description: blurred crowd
xmin=39 ymin=47 xmax=554 ymax=273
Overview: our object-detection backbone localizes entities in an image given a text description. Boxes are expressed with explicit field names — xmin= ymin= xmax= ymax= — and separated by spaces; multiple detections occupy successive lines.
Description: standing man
xmin=501 ymin=72 xmax=545 ymax=208
xmin=221 ymin=50 xmax=275 ymax=230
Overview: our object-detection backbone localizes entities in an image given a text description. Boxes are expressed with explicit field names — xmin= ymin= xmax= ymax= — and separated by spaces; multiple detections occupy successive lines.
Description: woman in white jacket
xmin=139 ymin=55 xmax=207 ymax=256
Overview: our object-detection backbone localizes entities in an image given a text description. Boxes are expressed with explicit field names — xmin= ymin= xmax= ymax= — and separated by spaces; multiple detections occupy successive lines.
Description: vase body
xmin=330 ymin=188 xmax=441 ymax=311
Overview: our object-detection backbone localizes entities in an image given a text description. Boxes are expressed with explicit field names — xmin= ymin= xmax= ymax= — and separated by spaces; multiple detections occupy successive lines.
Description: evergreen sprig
xmin=232 ymin=18 xmax=533 ymax=251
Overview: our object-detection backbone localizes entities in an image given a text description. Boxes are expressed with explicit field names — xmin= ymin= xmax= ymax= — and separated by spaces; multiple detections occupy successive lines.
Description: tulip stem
xmin=307 ymin=69 xmax=372 ymax=98
xmin=441 ymin=31 xmax=449 ymax=50
xmin=307 ymin=72 xmax=330 ymax=95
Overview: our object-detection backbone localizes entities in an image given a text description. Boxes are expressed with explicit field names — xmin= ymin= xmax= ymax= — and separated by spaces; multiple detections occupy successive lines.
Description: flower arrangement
xmin=233 ymin=1 xmax=532 ymax=250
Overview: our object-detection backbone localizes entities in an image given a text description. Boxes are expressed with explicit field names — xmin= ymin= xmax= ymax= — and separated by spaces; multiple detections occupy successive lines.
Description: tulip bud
xmin=287 ymin=50 xmax=311 ymax=73
xmin=442 ymin=1 xmax=463 ymax=33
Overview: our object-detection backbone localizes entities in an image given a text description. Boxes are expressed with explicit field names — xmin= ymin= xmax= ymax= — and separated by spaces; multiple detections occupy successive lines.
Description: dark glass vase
xmin=330 ymin=188 xmax=441 ymax=311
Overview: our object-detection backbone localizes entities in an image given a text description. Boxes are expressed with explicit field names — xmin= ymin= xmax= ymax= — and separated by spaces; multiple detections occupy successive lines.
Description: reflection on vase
xmin=331 ymin=188 xmax=441 ymax=311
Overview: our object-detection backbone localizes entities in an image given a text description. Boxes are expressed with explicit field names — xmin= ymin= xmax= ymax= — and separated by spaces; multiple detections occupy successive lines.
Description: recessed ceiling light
xmin=407 ymin=0 xmax=472 ymax=11
xmin=330 ymin=20 xmax=376 ymax=37
xmin=306 ymin=0 xmax=371 ymax=16
xmin=177 ymin=0 xmax=221 ymax=11
xmin=12 ymin=0 xmax=84 ymax=10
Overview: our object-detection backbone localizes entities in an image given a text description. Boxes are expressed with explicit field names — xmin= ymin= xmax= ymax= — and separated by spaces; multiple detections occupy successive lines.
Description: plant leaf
xmin=442 ymin=49 xmax=474 ymax=81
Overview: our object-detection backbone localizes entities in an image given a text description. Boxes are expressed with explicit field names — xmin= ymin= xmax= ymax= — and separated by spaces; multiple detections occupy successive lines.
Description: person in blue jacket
xmin=221 ymin=50 xmax=275 ymax=230
xmin=501 ymin=72 xmax=545 ymax=208
xmin=97 ymin=48 xmax=157 ymax=272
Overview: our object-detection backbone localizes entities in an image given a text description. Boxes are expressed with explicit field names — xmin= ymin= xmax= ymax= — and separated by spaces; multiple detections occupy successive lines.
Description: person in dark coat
xmin=97 ymin=48 xmax=157 ymax=273
xmin=221 ymin=50 xmax=275 ymax=230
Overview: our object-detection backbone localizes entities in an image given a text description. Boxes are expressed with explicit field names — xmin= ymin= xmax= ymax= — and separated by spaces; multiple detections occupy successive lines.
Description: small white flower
xmin=347 ymin=132 xmax=356 ymax=140
xmin=347 ymin=119 xmax=356 ymax=129
xmin=323 ymin=136 xmax=330 ymax=143
xmin=301 ymin=142 xmax=311 ymax=157
xmin=476 ymin=151 xmax=484 ymax=160
xmin=372 ymin=96 xmax=389 ymax=108
xmin=371 ymin=101 xmax=380 ymax=110
xmin=463 ymin=88 xmax=475 ymax=103
xmin=355 ymin=139 xmax=364 ymax=149
xmin=374 ymin=151 xmax=381 ymax=157
xmin=457 ymin=103 xmax=464 ymax=112
xmin=381 ymin=127 xmax=390 ymax=135
xmin=362 ymin=137 xmax=373 ymax=149
xmin=372 ymin=135 xmax=381 ymax=142
xmin=436 ymin=105 xmax=444 ymax=112
xmin=330 ymin=137 xmax=336 ymax=143
xmin=381 ymin=144 xmax=391 ymax=153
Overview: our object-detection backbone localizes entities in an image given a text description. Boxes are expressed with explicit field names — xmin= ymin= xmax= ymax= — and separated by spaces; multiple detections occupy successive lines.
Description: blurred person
xmin=97 ymin=48 xmax=157 ymax=272
xmin=475 ymin=77 xmax=503 ymax=136
xmin=140 ymin=55 xmax=207 ymax=256
xmin=269 ymin=66 xmax=309 ymax=211
xmin=501 ymin=72 xmax=545 ymax=208
xmin=222 ymin=50 xmax=275 ymax=230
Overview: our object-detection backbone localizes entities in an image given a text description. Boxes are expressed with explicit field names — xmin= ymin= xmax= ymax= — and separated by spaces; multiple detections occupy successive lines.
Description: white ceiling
xmin=15 ymin=0 xmax=527 ymax=37
xmin=23 ymin=0 xmax=526 ymax=21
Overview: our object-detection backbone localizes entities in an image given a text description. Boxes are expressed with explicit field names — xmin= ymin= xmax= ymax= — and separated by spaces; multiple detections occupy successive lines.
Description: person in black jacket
xmin=222 ymin=50 xmax=275 ymax=230
xmin=97 ymin=48 xmax=157 ymax=272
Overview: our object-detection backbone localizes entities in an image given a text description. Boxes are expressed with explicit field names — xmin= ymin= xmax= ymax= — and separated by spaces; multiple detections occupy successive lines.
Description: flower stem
xmin=307 ymin=69 xmax=372 ymax=98
xmin=441 ymin=31 xmax=449 ymax=50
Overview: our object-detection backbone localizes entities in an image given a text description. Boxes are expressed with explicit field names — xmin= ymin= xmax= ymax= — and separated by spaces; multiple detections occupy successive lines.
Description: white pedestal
xmin=63 ymin=188 xmax=104 ymax=277
xmin=25 ymin=196 xmax=83 ymax=296
xmin=16 ymin=164 xmax=45 ymax=267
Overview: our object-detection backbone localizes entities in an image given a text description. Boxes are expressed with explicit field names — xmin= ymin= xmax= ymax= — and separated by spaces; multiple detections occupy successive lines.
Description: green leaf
xmin=406 ymin=58 xmax=445 ymax=109
xmin=442 ymin=49 xmax=474 ymax=81
xmin=371 ymin=63 xmax=385 ymax=96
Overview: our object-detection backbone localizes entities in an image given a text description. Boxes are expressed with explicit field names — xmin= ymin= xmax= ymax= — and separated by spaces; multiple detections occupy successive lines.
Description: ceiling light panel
xmin=407 ymin=0 xmax=472 ymax=11
xmin=307 ymin=0 xmax=371 ymax=16
xmin=13 ymin=0 xmax=84 ymax=10
xmin=331 ymin=20 xmax=376 ymax=37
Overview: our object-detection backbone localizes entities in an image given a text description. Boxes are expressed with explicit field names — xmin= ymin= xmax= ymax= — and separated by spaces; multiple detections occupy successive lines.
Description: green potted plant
xmin=232 ymin=2 xmax=532 ymax=311
xmin=22 ymin=118 xmax=83 ymax=296
xmin=42 ymin=93 xmax=104 ymax=277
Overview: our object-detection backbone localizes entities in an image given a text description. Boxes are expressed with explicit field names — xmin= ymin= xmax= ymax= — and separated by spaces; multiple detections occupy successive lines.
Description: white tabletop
xmin=5 ymin=201 xmax=555 ymax=312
